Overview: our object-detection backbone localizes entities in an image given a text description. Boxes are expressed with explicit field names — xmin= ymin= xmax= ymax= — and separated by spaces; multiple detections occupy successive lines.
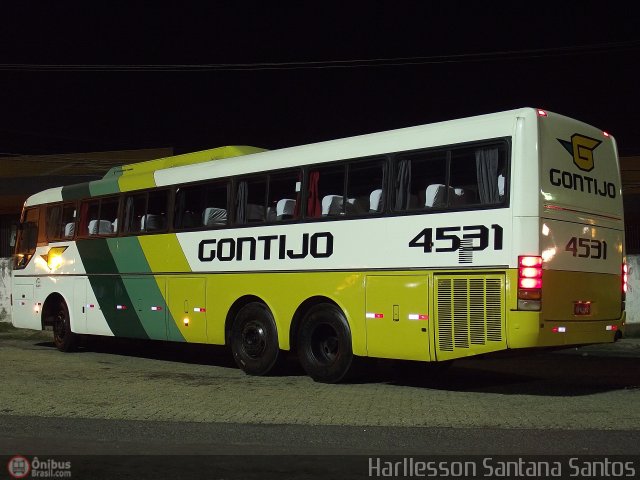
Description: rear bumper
xmin=507 ymin=310 xmax=626 ymax=349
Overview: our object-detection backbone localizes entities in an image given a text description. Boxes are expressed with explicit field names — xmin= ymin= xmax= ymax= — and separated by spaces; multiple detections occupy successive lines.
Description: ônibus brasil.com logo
xmin=7 ymin=456 xmax=30 ymax=479
xmin=7 ymin=455 xmax=72 ymax=478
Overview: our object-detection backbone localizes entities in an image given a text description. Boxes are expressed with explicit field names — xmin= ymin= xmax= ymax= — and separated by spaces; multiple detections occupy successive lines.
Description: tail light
xmin=518 ymin=255 xmax=542 ymax=311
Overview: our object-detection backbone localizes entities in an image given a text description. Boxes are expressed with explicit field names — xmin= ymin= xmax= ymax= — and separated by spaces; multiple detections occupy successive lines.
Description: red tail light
xmin=518 ymin=255 xmax=542 ymax=310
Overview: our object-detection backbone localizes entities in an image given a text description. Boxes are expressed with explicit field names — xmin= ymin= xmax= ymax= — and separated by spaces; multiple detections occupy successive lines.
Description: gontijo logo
xmin=557 ymin=134 xmax=602 ymax=172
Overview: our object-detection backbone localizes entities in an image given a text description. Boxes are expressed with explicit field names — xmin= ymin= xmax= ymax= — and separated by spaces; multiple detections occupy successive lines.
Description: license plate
xmin=574 ymin=302 xmax=591 ymax=315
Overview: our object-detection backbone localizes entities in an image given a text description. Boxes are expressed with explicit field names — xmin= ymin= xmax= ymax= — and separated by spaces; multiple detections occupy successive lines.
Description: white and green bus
xmin=11 ymin=108 xmax=627 ymax=382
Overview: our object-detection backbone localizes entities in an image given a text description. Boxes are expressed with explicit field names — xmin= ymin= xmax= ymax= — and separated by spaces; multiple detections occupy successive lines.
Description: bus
xmin=11 ymin=108 xmax=627 ymax=383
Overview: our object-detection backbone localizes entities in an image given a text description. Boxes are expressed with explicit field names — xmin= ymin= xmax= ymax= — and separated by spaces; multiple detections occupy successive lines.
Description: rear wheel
xmin=230 ymin=302 xmax=282 ymax=376
xmin=297 ymin=303 xmax=354 ymax=383
xmin=52 ymin=300 xmax=78 ymax=352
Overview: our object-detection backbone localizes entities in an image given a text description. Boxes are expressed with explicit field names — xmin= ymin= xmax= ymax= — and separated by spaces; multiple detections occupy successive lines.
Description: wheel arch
xmin=41 ymin=292 xmax=73 ymax=331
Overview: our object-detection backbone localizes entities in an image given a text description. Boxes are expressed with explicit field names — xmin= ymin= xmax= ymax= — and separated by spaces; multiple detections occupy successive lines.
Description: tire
xmin=230 ymin=302 xmax=282 ymax=376
xmin=297 ymin=303 xmax=354 ymax=383
xmin=52 ymin=300 xmax=79 ymax=352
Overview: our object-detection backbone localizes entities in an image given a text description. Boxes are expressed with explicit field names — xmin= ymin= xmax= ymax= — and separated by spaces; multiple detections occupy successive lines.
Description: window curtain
xmin=46 ymin=206 xmax=61 ymax=240
xmin=236 ymin=180 xmax=248 ymax=224
xmin=123 ymin=197 xmax=135 ymax=232
xmin=378 ymin=163 xmax=387 ymax=212
xmin=475 ymin=147 xmax=500 ymax=204
xmin=174 ymin=190 xmax=185 ymax=228
xmin=394 ymin=159 xmax=411 ymax=210
xmin=307 ymin=171 xmax=320 ymax=217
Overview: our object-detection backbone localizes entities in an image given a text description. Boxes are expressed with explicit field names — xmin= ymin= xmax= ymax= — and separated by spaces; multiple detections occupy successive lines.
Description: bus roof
xmin=25 ymin=145 xmax=266 ymax=205
xmin=25 ymin=107 xmax=610 ymax=207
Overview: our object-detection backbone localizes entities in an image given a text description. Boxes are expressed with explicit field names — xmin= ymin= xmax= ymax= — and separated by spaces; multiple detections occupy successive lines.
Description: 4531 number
xmin=409 ymin=224 xmax=503 ymax=253
xmin=565 ymin=237 xmax=607 ymax=259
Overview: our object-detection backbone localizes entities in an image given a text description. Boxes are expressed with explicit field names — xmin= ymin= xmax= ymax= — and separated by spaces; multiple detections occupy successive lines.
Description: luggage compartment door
xmin=365 ymin=275 xmax=431 ymax=361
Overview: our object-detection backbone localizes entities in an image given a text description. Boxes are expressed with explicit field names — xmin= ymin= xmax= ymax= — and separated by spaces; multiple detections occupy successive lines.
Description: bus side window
xmin=346 ymin=159 xmax=385 ymax=216
xmin=267 ymin=169 xmax=300 ymax=221
xmin=123 ymin=193 xmax=146 ymax=234
xmin=46 ymin=204 xmax=62 ymax=241
xmin=174 ymin=187 xmax=198 ymax=229
xmin=394 ymin=150 xmax=447 ymax=211
xmin=62 ymin=204 xmax=76 ymax=239
xmin=142 ymin=190 xmax=169 ymax=233
xmin=236 ymin=176 xmax=266 ymax=224
xmin=82 ymin=200 xmax=100 ymax=235
xmin=79 ymin=196 xmax=119 ymax=237
xmin=97 ymin=197 xmax=119 ymax=235
xmin=475 ymin=146 xmax=503 ymax=205
xmin=450 ymin=144 xmax=506 ymax=207
xmin=45 ymin=203 xmax=76 ymax=241
xmin=175 ymin=181 xmax=228 ymax=230
xmin=306 ymin=164 xmax=345 ymax=218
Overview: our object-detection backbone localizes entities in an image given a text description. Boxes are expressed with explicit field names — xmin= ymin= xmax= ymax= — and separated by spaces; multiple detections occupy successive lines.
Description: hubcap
xmin=311 ymin=324 xmax=339 ymax=364
xmin=242 ymin=321 xmax=267 ymax=359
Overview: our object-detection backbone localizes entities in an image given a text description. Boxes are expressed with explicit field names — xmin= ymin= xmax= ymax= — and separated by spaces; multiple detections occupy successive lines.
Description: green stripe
xmin=107 ymin=237 xmax=152 ymax=274
xmin=121 ymin=277 xmax=168 ymax=340
xmin=76 ymin=239 xmax=148 ymax=339
xmin=106 ymin=237 xmax=184 ymax=341
xmin=89 ymin=176 xmax=122 ymax=197
xmin=61 ymin=183 xmax=91 ymax=201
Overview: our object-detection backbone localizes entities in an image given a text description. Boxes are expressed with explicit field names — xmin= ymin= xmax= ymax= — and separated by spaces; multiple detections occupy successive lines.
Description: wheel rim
xmin=310 ymin=323 xmax=339 ymax=365
xmin=241 ymin=320 xmax=267 ymax=359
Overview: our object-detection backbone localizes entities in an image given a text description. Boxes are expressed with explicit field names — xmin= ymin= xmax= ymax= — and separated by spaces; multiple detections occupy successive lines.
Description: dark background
xmin=1 ymin=2 xmax=639 ymax=156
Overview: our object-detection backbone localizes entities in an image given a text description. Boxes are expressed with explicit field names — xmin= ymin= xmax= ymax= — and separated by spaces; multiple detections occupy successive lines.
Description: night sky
xmin=1 ymin=3 xmax=639 ymax=158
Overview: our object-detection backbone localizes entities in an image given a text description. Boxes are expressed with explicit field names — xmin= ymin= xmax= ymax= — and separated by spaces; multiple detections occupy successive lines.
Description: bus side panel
xmin=203 ymin=271 xmax=368 ymax=355
xmin=11 ymin=279 xmax=40 ymax=330
xmin=365 ymin=274 xmax=431 ymax=361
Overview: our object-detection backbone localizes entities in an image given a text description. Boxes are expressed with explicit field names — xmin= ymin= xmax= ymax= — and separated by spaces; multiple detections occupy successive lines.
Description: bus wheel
xmin=230 ymin=303 xmax=282 ymax=376
xmin=52 ymin=300 xmax=78 ymax=352
xmin=297 ymin=303 xmax=354 ymax=383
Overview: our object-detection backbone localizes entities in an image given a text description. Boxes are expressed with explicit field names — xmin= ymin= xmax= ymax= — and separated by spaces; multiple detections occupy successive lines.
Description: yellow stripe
xmin=115 ymin=145 xmax=266 ymax=192
xmin=138 ymin=234 xmax=207 ymax=343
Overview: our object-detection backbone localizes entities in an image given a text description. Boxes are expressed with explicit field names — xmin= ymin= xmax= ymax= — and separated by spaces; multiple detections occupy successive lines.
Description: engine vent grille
xmin=436 ymin=275 xmax=504 ymax=352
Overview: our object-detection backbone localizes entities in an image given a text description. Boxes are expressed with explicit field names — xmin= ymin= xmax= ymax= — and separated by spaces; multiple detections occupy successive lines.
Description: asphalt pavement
xmin=1 ymin=324 xmax=640 ymax=478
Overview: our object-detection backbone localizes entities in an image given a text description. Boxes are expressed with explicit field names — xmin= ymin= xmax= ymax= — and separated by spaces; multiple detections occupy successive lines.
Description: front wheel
xmin=297 ymin=303 xmax=354 ymax=383
xmin=230 ymin=302 xmax=282 ymax=376
xmin=52 ymin=300 xmax=78 ymax=352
